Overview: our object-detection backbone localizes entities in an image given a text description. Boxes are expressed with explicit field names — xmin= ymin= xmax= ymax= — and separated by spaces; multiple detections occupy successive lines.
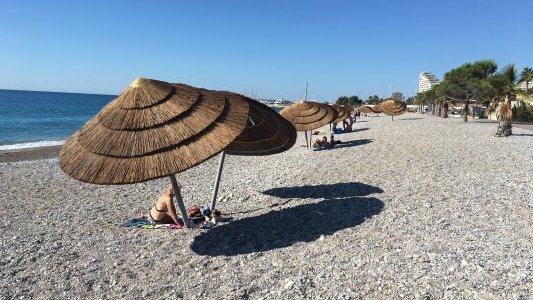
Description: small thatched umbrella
xmin=371 ymin=104 xmax=383 ymax=113
xmin=60 ymin=78 xmax=249 ymax=227
xmin=331 ymin=104 xmax=350 ymax=123
xmin=280 ymin=101 xmax=337 ymax=148
xmin=357 ymin=105 xmax=374 ymax=114
xmin=173 ymin=84 xmax=297 ymax=210
xmin=380 ymin=99 xmax=407 ymax=120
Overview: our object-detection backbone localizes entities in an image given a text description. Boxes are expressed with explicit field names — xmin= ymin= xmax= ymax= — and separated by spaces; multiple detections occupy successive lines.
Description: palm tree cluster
xmin=415 ymin=60 xmax=533 ymax=137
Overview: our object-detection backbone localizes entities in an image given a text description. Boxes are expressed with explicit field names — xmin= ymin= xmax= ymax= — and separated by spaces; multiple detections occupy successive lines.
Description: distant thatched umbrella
xmin=60 ymin=78 xmax=249 ymax=227
xmin=172 ymin=84 xmax=297 ymax=210
xmin=331 ymin=104 xmax=350 ymax=123
xmin=357 ymin=105 xmax=374 ymax=114
xmin=380 ymin=99 xmax=407 ymax=120
xmin=280 ymin=101 xmax=337 ymax=148
xmin=372 ymin=104 xmax=383 ymax=113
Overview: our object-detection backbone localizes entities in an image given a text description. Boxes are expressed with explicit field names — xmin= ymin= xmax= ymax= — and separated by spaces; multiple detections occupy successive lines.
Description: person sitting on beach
xmin=143 ymin=185 xmax=181 ymax=225
xmin=330 ymin=134 xmax=341 ymax=146
xmin=313 ymin=137 xmax=324 ymax=149
xmin=322 ymin=136 xmax=331 ymax=149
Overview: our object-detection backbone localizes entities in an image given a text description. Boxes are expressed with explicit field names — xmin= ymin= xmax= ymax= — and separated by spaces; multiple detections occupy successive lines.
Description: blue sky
xmin=1 ymin=0 xmax=531 ymax=101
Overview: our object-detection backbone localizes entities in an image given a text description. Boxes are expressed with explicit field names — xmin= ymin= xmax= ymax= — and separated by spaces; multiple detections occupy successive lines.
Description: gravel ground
xmin=1 ymin=113 xmax=531 ymax=300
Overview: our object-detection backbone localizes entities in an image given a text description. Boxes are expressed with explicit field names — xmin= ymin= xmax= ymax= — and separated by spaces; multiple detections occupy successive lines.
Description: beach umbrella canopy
xmin=59 ymin=78 xmax=249 ymax=185
xmin=280 ymin=101 xmax=338 ymax=131
xmin=331 ymin=104 xmax=350 ymax=123
xmin=372 ymin=104 xmax=383 ymax=113
xmin=175 ymin=85 xmax=297 ymax=156
xmin=357 ymin=105 xmax=374 ymax=113
xmin=380 ymin=99 xmax=407 ymax=116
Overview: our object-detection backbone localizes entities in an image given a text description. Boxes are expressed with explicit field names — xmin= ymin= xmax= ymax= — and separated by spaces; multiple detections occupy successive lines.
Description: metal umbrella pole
xmin=169 ymin=174 xmax=193 ymax=228
xmin=210 ymin=116 xmax=256 ymax=211
xmin=209 ymin=150 xmax=226 ymax=211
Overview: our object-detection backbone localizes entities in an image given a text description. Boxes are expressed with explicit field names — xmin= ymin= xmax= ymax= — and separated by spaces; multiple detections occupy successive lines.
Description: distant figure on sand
xmin=313 ymin=136 xmax=329 ymax=150
xmin=330 ymin=134 xmax=341 ymax=147
xmin=143 ymin=186 xmax=181 ymax=224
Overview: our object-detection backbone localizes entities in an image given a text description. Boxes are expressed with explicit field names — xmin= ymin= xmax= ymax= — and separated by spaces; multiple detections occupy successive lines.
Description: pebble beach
xmin=1 ymin=114 xmax=532 ymax=299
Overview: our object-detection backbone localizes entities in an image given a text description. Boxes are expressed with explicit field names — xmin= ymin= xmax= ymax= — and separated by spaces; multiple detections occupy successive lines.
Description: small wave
xmin=0 ymin=140 xmax=65 ymax=151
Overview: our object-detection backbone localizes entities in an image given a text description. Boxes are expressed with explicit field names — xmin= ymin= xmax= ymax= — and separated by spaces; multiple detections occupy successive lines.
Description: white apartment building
xmin=519 ymin=81 xmax=533 ymax=92
xmin=418 ymin=72 xmax=439 ymax=93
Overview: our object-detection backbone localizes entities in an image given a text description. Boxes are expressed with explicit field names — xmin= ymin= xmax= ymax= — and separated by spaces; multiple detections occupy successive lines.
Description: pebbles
xmin=0 ymin=114 xmax=532 ymax=299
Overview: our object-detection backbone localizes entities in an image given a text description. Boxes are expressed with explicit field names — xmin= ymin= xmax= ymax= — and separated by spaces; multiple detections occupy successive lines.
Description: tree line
xmin=414 ymin=60 xmax=532 ymax=137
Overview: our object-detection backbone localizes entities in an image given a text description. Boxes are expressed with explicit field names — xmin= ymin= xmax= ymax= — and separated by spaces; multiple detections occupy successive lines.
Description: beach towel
xmin=122 ymin=205 xmax=218 ymax=229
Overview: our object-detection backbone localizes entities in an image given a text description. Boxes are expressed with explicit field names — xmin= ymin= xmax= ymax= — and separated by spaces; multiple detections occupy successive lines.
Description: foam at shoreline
xmin=0 ymin=140 xmax=65 ymax=151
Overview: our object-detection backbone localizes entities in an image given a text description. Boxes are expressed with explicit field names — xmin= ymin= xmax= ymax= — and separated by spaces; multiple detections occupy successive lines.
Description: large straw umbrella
xmin=357 ymin=105 xmax=374 ymax=114
xmin=172 ymin=84 xmax=297 ymax=211
xmin=280 ymin=101 xmax=337 ymax=148
xmin=59 ymin=78 xmax=249 ymax=227
xmin=380 ymin=99 xmax=407 ymax=120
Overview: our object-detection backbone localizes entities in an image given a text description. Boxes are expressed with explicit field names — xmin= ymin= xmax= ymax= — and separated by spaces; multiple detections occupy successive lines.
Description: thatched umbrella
xmin=380 ymin=99 xmax=407 ymax=120
xmin=357 ymin=105 xmax=374 ymax=114
xmin=371 ymin=104 xmax=383 ymax=113
xmin=280 ymin=101 xmax=337 ymax=148
xmin=331 ymin=104 xmax=350 ymax=123
xmin=59 ymin=78 xmax=249 ymax=227
xmin=172 ymin=84 xmax=297 ymax=210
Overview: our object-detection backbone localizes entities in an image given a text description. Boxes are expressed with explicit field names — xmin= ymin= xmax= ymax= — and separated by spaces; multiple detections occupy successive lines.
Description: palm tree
xmin=519 ymin=67 xmax=533 ymax=93
xmin=490 ymin=64 xmax=517 ymax=137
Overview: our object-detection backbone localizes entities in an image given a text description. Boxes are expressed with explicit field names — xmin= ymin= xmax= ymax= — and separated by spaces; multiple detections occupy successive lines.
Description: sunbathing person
xmin=312 ymin=138 xmax=324 ymax=149
xmin=330 ymin=134 xmax=341 ymax=146
xmin=145 ymin=185 xmax=181 ymax=224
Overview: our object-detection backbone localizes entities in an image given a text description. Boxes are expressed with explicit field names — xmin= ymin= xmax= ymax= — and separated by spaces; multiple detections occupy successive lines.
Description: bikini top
xmin=154 ymin=204 xmax=168 ymax=212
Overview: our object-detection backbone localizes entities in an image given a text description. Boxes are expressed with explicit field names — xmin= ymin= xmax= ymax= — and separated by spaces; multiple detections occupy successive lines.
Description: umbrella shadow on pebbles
xmin=263 ymin=182 xmax=383 ymax=199
xmin=334 ymin=138 xmax=373 ymax=149
xmin=190 ymin=196 xmax=384 ymax=256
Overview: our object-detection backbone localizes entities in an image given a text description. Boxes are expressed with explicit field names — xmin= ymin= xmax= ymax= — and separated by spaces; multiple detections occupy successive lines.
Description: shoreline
xmin=0 ymin=145 xmax=61 ymax=163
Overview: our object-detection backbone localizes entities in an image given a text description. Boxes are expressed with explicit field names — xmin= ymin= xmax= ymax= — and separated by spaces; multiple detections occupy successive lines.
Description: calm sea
xmin=0 ymin=89 xmax=115 ymax=150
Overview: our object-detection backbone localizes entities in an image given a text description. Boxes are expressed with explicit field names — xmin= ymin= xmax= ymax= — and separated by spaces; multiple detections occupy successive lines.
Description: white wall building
xmin=519 ymin=81 xmax=533 ymax=92
xmin=418 ymin=72 xmax=439 ymax=93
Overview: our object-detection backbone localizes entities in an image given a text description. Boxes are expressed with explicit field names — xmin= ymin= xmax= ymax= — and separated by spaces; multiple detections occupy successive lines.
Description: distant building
xmin=391 ymin=92 xmax=403 ymax=101
xmin=519 ymin=81 xmax=533 ymax=91
xmin=418 ymin=72 xmax=439 ymax=93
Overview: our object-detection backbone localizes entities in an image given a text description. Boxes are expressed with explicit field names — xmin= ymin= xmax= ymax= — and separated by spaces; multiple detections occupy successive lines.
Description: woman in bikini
xmin=146 ymin=186 xmax=181 ymax=225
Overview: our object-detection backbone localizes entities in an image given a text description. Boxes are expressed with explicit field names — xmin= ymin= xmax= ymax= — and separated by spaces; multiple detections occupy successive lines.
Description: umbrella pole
xmin=304 ymin=131 xmax=309 ymax=149
xmin=169 ymin=175 xmax=193 ymax=228
xmin=210 ymin=150 xmax=226 ymax=211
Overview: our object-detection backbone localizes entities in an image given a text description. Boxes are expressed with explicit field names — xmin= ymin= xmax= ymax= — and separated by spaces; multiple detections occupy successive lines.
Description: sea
xmin=0 ymin=89 xmax=115 ymax=150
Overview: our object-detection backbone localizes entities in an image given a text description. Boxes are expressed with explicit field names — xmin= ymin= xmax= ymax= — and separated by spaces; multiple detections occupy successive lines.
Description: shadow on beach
xmin=334 ymin=138 xmax=373 ymax=149
xmin=190 ymin=196 xmax=384 ymax=256
xmin=263 ymin=182 xmax=383 ymax=199
xmin=395 ymin=117 xmax=423 ymax=121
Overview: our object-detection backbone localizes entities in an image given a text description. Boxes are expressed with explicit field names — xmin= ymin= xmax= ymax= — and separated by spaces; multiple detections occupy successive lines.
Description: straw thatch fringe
xmin=380 ymin=99 xmax=407 ymax=116
xmin=356 ymin=106 xmax=374 ymax=113
xmin=280 ymin=101 xmax=338 ymax=131
xmin=331 ymin=104 xmax=350 ymax=123
xmin=372 ymin=105 xmax=383 ymax=113
xmin=59 ymin=79 xmax=249 ymax=184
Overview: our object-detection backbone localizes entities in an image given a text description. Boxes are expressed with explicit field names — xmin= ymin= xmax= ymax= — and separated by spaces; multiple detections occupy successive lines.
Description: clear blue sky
xmin=1 ymin=0 xmax=531 ymax=101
